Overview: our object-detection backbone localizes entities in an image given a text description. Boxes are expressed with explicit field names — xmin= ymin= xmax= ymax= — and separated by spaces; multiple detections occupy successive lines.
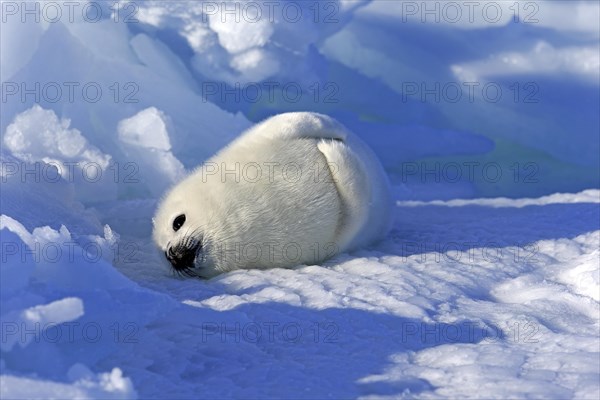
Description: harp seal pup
xmin=152 ymin=112 xmax=392 ymax=278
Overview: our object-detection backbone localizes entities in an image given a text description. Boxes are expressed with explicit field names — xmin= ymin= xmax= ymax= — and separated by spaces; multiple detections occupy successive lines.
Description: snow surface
xmin=1 ymin=1 xmax=599 ymax=399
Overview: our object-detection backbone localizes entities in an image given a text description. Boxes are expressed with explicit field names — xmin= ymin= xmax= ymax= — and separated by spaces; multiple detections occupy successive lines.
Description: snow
xmin=398 ymin=188 xmax=600 ymax=208
xmin=1 ymin=0 xmax=599 ymax=399
xmin=451 ymin=41 xmax=600 ymax=84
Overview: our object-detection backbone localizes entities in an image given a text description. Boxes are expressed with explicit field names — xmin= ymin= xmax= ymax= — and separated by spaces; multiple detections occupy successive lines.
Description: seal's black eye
xmin=172 ymin=214 xmax=186 ymax=232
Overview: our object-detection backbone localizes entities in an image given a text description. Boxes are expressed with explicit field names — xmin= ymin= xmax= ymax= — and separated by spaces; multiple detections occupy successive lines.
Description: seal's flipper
xmin=316 ymin=139 xmax=370 ymax=252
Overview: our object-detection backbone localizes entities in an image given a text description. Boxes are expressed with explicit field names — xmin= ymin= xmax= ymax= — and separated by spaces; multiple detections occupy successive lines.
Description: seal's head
xmin=153 ymin=166 xmax=253 ymax=279
xmin=152 ymin=176 xmax=216 ymax=279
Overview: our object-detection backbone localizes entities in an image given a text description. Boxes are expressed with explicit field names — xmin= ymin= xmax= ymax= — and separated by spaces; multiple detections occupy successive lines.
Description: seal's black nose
xmin=165 ymin=246 xmax=196 ymax=270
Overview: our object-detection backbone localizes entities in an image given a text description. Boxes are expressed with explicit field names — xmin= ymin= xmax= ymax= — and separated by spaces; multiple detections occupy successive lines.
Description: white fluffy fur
xmin=153 ymin=112 xmax=392 ymax=278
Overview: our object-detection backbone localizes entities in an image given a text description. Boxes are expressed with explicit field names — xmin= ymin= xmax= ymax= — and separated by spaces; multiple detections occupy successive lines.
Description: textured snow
xmin=398 ymin=189 xmax=600 ymax=208
xmin=4 ymin=105 xmax=111 ymax=179
xmin=1 ymin=368 xmax=136 ymax=400
xmin=1 ymin=190 xmax=598 ymax=398
xmin=1 ymin=0 xmax=598 ymax=399
xmin=2 ymin=297 xmax=84 ymax=352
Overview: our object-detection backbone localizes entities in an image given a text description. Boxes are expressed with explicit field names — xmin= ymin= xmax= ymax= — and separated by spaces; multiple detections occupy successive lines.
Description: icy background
xmin=1 ymin=0 xmax=599 ymax=398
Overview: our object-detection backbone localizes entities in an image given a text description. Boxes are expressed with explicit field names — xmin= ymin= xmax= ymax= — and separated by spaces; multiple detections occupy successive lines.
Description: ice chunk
xmin=451 ymin=41 xmax=600 ymax=84
xmin=117 ymin=107 xmax=186 ymax=195
xmin=231 ymin=48 xmax=280 ymax=82
xmin=130 ymin=33 xmax=195 ymax=89
xmin=0 ymin=214 xmax=36 ymax=248
xmin=117 ymin=107 xmax=173 ymax=151
xmin=358 ymin=0 xmax=600 ymax=34
xmin=22 ymin=297 xmax=84 ymax=327
xmin=0 ymin=227 xmax=35 ymax=298
xmin=208 ymin=7 xmax=273 ymax=54
xmin=1 ymin=297 xmax=84 ymax=351
xmin=4 ymin=105 xmax=111 ymax=177
xmin=0 ymin=8 xmax=46 ymax=81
